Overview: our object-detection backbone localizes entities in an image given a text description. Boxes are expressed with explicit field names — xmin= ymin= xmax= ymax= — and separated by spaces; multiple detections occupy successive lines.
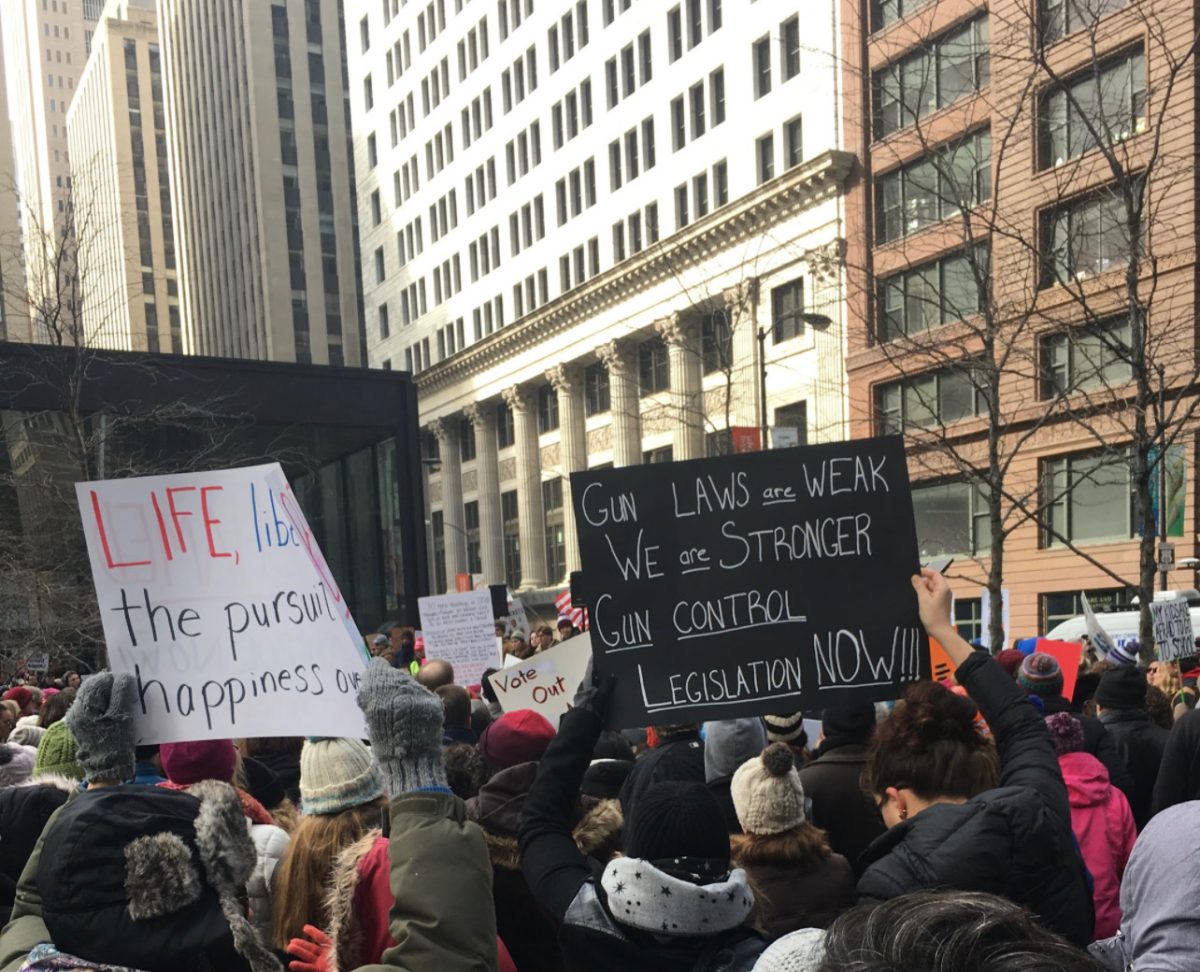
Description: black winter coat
xmin=1098 ymin=708 xmax=1168 ymax=830
xmin=0 ymin=780 xmax=71 ymax=921
xmin=1152 ymin=707 xmax=1200 ymax=816
xmin=521 ymin=709 xmax=766 ymax=972
xmin=796 ymin=744 xmax=884 ymax=877
xmin=856 ymin=652 xmax=1095 ymax=948
xmin=1039 ymin=694 xmax=1136 ymax=805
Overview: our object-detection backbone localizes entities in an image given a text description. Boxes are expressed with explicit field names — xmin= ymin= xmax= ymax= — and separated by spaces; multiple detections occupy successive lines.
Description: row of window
xmin=547 ymin=3 xmax=589 ymax=72
xmin=674 ymin=160 xmax=728 ymax=229
xmin=611 ymin=203 xmax=661 ymax=262
xmin=608 ymin=119 xmax=655 ymax=191
xmin=558 ymin=237 xmax=601 ymax=291
xmin=508 ymin=195 xmax=546 ymax=255
xmin=500 ymin=45 xmax=538 ymax=111
xmin=605 ymin=31 xmax=652 ymax=108
xmin=460 ymin=88 xmax=495 ymax=148
xmin=463 ymin=157 xmax=497 ymax=215
xmin=550 ymin=80 xmax=594 ymax=148
xmin=468 ymin=226 xmax=501 ymax=281
xmin=667 ymin=0 xmax=721 ymax=63
xmin=670 ymin=68 xmax=725 ymax=151
xmin=873 ymin=0 xmax=1128 ymax=45
xmin=456 ymin=16 xmax=490 ymax=82
xmin=504 ymin=120 xmax=542 ymax=184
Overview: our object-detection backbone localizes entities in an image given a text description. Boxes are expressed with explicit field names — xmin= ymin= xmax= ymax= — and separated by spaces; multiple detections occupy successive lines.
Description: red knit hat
xmin=478 ymin=710 xmax=555 ymax=771
xmin=996 ymin=649 xmax=1025 ymax=678
xmin=2 ymin=687 xmax=32 ymax=712
xmin=159 ymin=739 xmax=237 ymax=785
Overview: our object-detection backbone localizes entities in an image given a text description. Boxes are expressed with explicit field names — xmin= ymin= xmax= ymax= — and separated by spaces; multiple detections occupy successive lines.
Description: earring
xmin=899 ymin=808 xmax=908 ymax=820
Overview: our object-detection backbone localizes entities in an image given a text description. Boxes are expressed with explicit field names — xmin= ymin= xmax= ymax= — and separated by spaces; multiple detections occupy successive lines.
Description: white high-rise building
xmin=0 ymin=35 xmax=30 ymax=343
xmin=156 ymin=0 xmax=366 ymax=365
xmin=348 ymin=0 xmax=851 ymax=594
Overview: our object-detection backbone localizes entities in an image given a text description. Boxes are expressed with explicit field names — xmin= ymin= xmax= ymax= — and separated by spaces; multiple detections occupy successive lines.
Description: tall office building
xmin=348 ymin=0 xmax=850 ymax=592
xmin=1 ymin=0 xmax=99 ymax=339
xmin=155 ymin=0 xmax=365 ymax=365
xmin=0 ymin=36 xmax=30 ymax=343
xmin=66 ymin=0 xmax=180 ymax=352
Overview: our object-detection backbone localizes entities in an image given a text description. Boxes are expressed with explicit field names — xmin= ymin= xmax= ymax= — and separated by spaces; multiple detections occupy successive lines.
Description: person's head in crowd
xmin=704 ymin=718 xmax=768 ymax=783
xmin=621 ymin=727 xmax=649 ymax=756
xmin=1107 ymin=639 xmax=1140 ymax=667
xmin=504 ymin=636 xmax=534 ymax=661
xmin=37 ymin=687 xmax=73 ymax=729
xmin=593 ymin=729 xmax=636 ymax=763
xmin=495 ymin=622 xmax=507 ymax=639
xmin=863 ymin=680 xmax=999 ymax=828
xmin=1094 ymin=665 xmax=1148 ymax=713
xmin=753 ymin=927 xmax=827 ymax=972
xmin=1148 ymin=659 xmax=1182 ymax=698
xmin=534 ymin=625 xmax=557 ymax=653
xmin=818 ymin=703 xmax=877 ymax=754
xmin=479 ymin=668 xmax=499 ymax=705
xmin=444 ymin=741 xmax=487 ymax=800
xmin=0 ymin=701 xmax=15 ymax=743
xmin=3 ymin=686 xmax=35 ymax=718
xmin=478 ymin=709 xmax=555 ymax=775
xmin=763 ymin=712 xmax=808 ymax=760
xmin=34 ymin=718 xmax=82 ymax=780
xmin=63 ymin=670 xmax=82 ymax=690
xmin=732 ymin=742 xmax=831 ymax=863
xmin=1017 ymin=653 xmax=1063 ymax=699
xmin=133 ymin=743 xmax=166 ymax=785
xmin=390 ymin=625 xmax=416 ymax=667
xmin=57 ymin=671 xmax=137 ymax=786
xmin=994 ymin=648 xmax=1025 ymax=678
xmin=437 ymin=683 xmax=472 ymax=729
xmin=1144 ymin=684 xmax=1174 ymax=730
xmin=416 ymin=659 xmax=455 ymax=691
xmin=238 ymin=755 xmax=295 ymax=831
xmin=0 ymin=741 xmax=37 ymax=788
xmin=9 ymin=722 xmax=45 ymax=748
xmin=583 ymin=730 xmax=637 ymax=800
xmin=26 ymin=686 xmax=43 ymax=713
xmin=556 ymin=615 xmax=577 ymax=640
xmin=272 ymin=737 xmax=386 ymax=949
xmin=470 ymin=698 xmax=494 ymax=739
xmin=814 ymin=890 xmax=1100 ymax=972
xmin=371 ymin=633 xmax=389 ymax=656
xmin=1044 ymin=711 xmax=1085 ymax=756
xmin=160 ymin=739 xmax=238 ymax=786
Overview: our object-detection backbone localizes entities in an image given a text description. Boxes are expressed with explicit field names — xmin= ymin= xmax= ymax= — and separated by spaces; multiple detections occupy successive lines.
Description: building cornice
xmin=415 ymin=149 xmax=857 ymax=395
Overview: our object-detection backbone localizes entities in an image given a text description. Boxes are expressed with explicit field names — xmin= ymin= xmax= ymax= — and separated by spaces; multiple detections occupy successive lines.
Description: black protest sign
xmin=571 ymin=436 xmax=927 ymax=728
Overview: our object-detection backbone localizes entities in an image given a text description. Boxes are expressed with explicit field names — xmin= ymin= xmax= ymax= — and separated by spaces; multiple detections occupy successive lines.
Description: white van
xmin=1046 ymin=589 xmax=1200 ymax=651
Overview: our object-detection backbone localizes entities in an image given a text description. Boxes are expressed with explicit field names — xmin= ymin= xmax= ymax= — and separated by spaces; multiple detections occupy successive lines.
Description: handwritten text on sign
xmin=1152 ymin=598 xmax=1196 ymax=662
xmin=418 ymin=588 xmax=501 ymax=686
xmin=571 ymin=437 xmax=927 ymax=727
xmin=487 ymin=632 xmax=593 ymax=722
xmin=75 ymin=464 xmax=369 ymax=744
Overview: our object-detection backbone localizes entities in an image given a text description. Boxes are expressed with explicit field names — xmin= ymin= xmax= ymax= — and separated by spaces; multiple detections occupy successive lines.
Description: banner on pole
xmin=572 ymin=436 xmax=926 ymax=728
xmin=75 ymin=463 xmax=370 ymax=745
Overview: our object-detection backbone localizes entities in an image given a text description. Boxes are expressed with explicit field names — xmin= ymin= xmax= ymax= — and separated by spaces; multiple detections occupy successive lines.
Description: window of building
xmin=1040 ymin=187 xmax=1139 ymax=286
xmin=1039 ymin=317 xmax=1133 ymax=398
xmin=876 ymin=366 xmax=984 ymax=434
xmin=543 ymin=478 xmax=566 ymax=582
xmin=674 ymin=183 xmax=689 ymax=228
xmin=460 ymin=417 xmax=477 ymax=461
xmin=671 ymin=96 xmax=686 ymax=150
xmin=953 ymin=597 xmax=982 ymax=642
xmin=497 ymin=402 xmax=515 ymax=447
xmin=584 ymin=362 xmax=610 ymax=415
xmin=1042 ymin=451 xmax=1132 ymax=545
xmin=668 ymin=6 xmax=683 ymax=61
xmin=701 ymin=313 xmax=731 ymax=374
xmin=774 ymin=401 xmax=807 ymax=446
xmin=461 ymin=500 xmax=482 ymax=575
xmin=430 ymin=510 xmax=448 ymax=593
xmin=771 ymin=277 xmax=805 ymax=343
xmin=875 ymin=130 xmax=992 ymax=243
xmin=693 ymin=173 xmax=709 ymax=217
xmin=374 ymin=246 xmax=385 ymax=283
xmin=359 ymin=15 xmax=370 ymax=52
xmin=781 ymin=15 xmax=800 ymax=79
xmin=1038 ymin=49 xmax=1146 ymax=168
xmin=710 ymin=67 xmax=725 ymax=125
xmin=501 ymin=489 xmax=521 ymax=587
xmin=687 ymin=0 xmax=702 ymax=47
xmin=639 ymin=29 xmax=652 ymax=81
xmin=756 ymin=132 xmax=775 ymax=183
xmin=878 ymin=245 xmax=989 ymax=340
xmin=753 ymin=35 xmax=771 ymax=98
xmin=911 ymin=480 xmax=992 ymax=557
xmin=1041 ymin=587 xmax=1131 ymax=632
xmin=872 ymin=0 xmax=933 ymax=32
xmin=377 ymin=302 xmax=389 ymax=338
xmin=537 ymin=384 xmax=560 ymax=432
xmin=639 ymin=336 xmax=669 ymax=394
xmin=371 ymin=189 xmax=382 ymax=225
xmin=644 ymin=446 xmax=673 ymax=464
xmin=873 ymin=17 xmax=989 ymax=139
xmin=690 ymin=82 xmax=706 ymax=138
xmin=784 ymin=115 xmax=802 ymax=168
xmin=1040 ymin=0 xmax=1130 ymax=45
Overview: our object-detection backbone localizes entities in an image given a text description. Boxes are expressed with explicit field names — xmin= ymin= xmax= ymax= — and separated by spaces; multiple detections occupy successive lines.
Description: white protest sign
xmin=1152 ymin=598 xmax=1195 ymax=661
xmin=75 ymin=463 xmax=369 ymax=744
xmin=506 ymin=595 xmax=531 ymax=640
xmin=26 ymin=653 xmax=49 ymax=673
xmin=418 ymin=588 xmax=501 ymax=685
xmin=487 ymin=632 xmax=594 ymax=721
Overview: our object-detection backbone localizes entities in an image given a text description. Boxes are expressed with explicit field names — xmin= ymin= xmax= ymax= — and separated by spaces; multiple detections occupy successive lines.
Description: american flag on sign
xmin=554 ymin=590 xmax=589 ymax=631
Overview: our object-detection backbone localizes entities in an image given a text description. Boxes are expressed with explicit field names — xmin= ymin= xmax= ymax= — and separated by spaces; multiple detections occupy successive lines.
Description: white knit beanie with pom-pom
xmin=753 ymin=927 xmax=826 ymax=971
xmin=730 ymin=741 xmax=807 ymax=835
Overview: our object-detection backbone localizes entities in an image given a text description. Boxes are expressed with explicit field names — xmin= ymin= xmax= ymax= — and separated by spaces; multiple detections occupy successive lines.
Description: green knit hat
xmin=34 ymin=720 xmax=83 ymax=780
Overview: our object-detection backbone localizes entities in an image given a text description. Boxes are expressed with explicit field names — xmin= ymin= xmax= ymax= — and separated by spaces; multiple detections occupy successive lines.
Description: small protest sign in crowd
xmin=0 ymin=440 xmax=1197 ymax=970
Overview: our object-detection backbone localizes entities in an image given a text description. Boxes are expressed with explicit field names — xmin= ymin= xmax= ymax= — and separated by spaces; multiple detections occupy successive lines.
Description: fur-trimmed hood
xmin=489 ymin=795 xmax=622 ymax=870
xmin=22 ymin=772 xmax=79 ymax=795
xmin=325 ymin=829 xmax=386 ymax=972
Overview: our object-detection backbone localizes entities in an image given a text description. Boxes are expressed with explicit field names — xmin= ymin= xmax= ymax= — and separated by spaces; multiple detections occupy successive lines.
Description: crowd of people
xmin=0 ymin=576 xmax=1196 ymax=969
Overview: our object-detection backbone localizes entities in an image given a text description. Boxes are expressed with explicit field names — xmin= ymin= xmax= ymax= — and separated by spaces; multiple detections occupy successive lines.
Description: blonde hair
xmin=272 ymin=799 xmax=387 ymax=949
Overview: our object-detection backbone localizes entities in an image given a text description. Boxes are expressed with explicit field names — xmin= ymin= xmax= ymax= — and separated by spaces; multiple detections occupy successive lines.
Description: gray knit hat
xmin=754 ymin=927 xmax=826 ymax=971
xmin=299 ymin=738 xmax=385 ymax=815
xmin=63 ymin=672 xmax=136 ymax=783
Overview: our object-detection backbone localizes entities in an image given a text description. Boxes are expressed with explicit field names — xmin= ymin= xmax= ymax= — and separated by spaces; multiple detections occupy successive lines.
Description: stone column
xmin=597 ymin=339 xmax=641 ymax=467
xmin=547 ymin=364 xmax=586 ymax=574
xmin=656 ymin=312 xmax=705 ymax=460
xmin=464 ymin=401 xmax=504 ymax=585
xmin=430 ymin=417 xmax=467 ymax=581
xmin=501 ymin=385 xmax=547 ymax=588
xmin=722 ymin=277 xmax=761 ymax=434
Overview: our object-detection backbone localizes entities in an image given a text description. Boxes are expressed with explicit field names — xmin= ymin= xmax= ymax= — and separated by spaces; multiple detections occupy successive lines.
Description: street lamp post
xmin=757 ymin=313 xmax=833 ymax=447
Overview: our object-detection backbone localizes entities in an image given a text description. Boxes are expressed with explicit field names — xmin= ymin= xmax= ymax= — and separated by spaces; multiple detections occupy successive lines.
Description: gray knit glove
xmin=64 ymin=671 xmax=136 ymax=783
xmin=356 ymin=658 xmax=447 ymax=795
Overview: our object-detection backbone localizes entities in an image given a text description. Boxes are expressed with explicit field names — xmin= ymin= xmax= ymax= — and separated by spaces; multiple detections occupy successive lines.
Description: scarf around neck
xmin=600 ymin=856 xmax=754 ymax=937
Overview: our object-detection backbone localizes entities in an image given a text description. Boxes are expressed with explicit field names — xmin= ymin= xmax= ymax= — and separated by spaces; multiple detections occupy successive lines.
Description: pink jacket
xmin=1058 ymin=751 xmax=1137 ymax=939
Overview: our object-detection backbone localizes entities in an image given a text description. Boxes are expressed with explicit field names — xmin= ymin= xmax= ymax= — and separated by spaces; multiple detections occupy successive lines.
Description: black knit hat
xmin=821 ymin=704 xmax=876 ymax=742
xmin=1095 ymin=666 xmax=1147 ymax=710
xmin=623 ymin=781 xmax=730 ymax=866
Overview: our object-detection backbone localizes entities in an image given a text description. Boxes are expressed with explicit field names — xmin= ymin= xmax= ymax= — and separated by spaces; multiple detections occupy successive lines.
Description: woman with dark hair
xmin=35 ymin=691 xmax=72 ymax=730
xmin=855 ymin=569 xmax=1094 ymax=947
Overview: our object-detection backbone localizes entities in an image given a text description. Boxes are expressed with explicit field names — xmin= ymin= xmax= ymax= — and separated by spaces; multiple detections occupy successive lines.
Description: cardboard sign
xmin=75 ymin=463 xmax=369 ymax=745
xmin=418 ymin=589 xmax=501 ymax=685
xmin=1152 ymin=598 xmax=1195 ymax=661
xmin=571 ymin=436 xmax=927 ymax=728
xmin=486 ymin=632 xmax=594 ymax=721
